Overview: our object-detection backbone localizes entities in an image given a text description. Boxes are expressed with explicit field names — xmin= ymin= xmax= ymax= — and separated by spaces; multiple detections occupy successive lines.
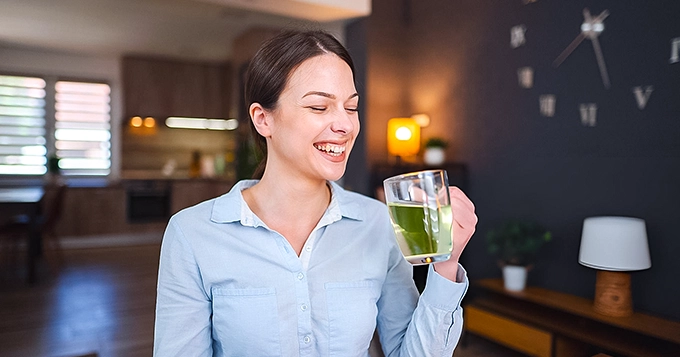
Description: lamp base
xmin=593 ymin=271 xmax=633 ymax=317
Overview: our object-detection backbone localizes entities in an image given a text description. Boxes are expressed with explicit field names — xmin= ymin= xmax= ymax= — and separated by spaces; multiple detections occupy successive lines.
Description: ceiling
xmin=0 ymin=0 xmax=370 ymax=62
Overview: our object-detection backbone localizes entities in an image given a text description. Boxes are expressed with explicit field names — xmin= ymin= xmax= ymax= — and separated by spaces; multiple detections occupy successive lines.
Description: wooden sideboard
xmin=464 ymin=279 xmax=680 ymax=357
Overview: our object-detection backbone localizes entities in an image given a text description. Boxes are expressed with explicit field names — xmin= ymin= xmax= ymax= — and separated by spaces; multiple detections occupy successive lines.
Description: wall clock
xmin=509 ymin=1 xmax=679 ymax=127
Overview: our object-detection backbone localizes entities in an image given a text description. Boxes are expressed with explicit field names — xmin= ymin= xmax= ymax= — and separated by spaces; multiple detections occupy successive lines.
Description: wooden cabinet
xmin=56 ymin=185 xmax=167 ymax=237
xmin=170 ymin=179 xmax=232 ymax=214
xmin=55 ymin=179 xmax=234 ymax=238
xmin=466 ymin=306 xmax=552 ymax=357
xmin=464 ymin=279 xmax=680 ymax=357
xmin=122 ymin=56 xmax=232 ymax=119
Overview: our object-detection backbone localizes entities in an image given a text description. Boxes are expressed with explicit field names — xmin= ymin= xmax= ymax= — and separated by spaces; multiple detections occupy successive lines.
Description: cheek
xmin=347 ymin=120 xmax=360 ymax=151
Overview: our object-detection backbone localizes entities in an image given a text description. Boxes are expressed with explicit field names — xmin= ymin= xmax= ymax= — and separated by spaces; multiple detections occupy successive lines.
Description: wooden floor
xmin=0 ymin=243 xmax=523 ymax=357
xmin=0 ymin=244 xmax=159 ymax=357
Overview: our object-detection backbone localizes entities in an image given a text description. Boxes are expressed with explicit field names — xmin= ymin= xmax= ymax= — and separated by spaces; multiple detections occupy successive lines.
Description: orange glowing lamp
xmin=387 ymin=117 xmax=420 ymax=157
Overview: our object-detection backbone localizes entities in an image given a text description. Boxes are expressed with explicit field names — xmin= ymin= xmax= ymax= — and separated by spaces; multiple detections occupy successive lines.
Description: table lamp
xmin=578 ymin=216 xmax=651 ymax=317
xmin=387 ymin=117 xmax=420 ymax=159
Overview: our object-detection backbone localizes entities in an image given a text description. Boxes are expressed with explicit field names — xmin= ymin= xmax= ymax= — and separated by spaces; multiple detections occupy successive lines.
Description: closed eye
xmin=346 ymin=107 xmax=359 ymax=113
xmin=307 ymin=106 xmax=327 ymax=112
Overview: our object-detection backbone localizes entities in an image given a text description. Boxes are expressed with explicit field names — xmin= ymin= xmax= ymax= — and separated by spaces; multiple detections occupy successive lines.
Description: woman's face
xmin=265 ymin=53 xmax=360 ymax=182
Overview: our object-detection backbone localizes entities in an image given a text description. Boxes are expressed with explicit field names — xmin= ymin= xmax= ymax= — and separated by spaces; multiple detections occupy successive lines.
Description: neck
xmin=242 ymin=169 xmax=332 ymax=255
xmin=245 ymin=169 xmax=331 ymax=219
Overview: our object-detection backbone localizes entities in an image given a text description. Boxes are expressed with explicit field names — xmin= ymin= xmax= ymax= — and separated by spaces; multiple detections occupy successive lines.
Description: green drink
xmin=387 ymin=202 xmax=453 ymax=265
xmin=383 ymin=169 xmax=453 ymax=265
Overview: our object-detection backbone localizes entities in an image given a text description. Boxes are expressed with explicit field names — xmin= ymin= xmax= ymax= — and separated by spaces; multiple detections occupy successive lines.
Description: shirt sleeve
xmin=154 ymin=217 xmax=213 ymax=357
xmin=376 ymin=243 xmax=469 ymax=357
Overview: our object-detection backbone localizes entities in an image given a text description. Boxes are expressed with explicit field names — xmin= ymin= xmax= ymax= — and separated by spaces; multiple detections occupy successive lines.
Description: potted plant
xmin=46 ymin=154 xmax=63 ymax=185
xmin=486 ymin=220 xmax=552 ymax=291
xmin=423 ymin=137 xmax=448 ymax=165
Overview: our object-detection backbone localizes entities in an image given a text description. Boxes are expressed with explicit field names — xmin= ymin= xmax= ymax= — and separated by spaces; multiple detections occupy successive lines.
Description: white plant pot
xmin=502 ymin=265 xmax=528 ymax=292
xmin=424 ymin=147 xmax=446 ymax=165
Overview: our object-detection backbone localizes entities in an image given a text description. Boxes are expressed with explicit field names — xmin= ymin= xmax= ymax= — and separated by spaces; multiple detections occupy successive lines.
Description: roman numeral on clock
xmin=670 ymin=37 xmax=680 ymax=64
xmin=511 ymin=25 xmax=527 ymax=48
xmin=632 ymin=86 xmax=654 ymax=109
xmin=518 ymin=67 xmax=534 ymax=88
xmin=539 ymin=95 xmax=556 ymax=117
xmin=579 ymin=103 xmax=597 ymax=127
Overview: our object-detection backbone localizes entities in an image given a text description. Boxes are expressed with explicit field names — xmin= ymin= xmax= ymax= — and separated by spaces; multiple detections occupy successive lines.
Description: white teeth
xmin=314 ymin=143 xmax=345 ymax=156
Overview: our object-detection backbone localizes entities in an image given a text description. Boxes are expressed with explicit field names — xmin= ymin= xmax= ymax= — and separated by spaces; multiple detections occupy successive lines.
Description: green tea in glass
xmin=383 ymin=170 xmax=453 ymax=265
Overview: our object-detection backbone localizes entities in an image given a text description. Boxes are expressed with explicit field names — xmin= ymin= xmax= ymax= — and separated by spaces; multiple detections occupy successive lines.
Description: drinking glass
xmin=383 ymin=169 xmax=453 ymax=265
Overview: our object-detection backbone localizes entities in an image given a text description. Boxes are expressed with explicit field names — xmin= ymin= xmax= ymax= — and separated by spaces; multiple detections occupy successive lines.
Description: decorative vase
xmin=424 ymin=147 xmax=445 ymax=165
xmin=502 ymin=265 xmax=528 ymax=291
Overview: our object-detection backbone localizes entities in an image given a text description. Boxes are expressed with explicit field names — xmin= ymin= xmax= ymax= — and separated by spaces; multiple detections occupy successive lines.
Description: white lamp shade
xmin=579 ymin=216 xmax=651 ymax=271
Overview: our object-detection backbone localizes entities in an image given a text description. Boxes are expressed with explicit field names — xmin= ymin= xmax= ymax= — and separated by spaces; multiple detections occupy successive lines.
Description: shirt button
xmin=300 ymin=304 xmax=308 ymax=311
xmin=306 ymin=246 xmax=312 ymax=252
xmin=303 ymin=335 xmax=311 ymax=343
xmin=297 ymin=272 xmax=304 ymax=280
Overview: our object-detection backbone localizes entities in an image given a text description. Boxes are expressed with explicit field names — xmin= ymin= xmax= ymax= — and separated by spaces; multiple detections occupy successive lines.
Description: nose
xmin=330 ymin=109 xmax=357 ymax=135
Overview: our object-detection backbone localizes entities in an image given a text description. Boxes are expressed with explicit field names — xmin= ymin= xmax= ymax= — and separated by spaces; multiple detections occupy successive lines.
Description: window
xmin=0 ymin=74 xmax=111 ymax=176
xmin=0 ymin=75 xmax=47 ymax=175
xmin=55 ymin=81 xmax=111 ymax=176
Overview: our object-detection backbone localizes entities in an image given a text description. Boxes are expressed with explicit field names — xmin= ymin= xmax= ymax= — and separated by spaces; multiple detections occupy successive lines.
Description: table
xmin=0 ymin=187 xmax=45 ymax=283
xmin=464 ymin=279 xmax=680 ymax=357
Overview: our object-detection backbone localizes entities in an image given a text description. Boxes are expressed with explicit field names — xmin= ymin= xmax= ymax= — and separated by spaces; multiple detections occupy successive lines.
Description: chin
xmin=322 ymin=164 xmax=347 ymax=182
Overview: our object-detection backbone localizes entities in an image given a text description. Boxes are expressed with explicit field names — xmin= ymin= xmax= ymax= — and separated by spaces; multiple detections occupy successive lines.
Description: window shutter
xmin=54 ymin=81 xmax=111 ymax=176
xmin=0 ymin=75 xmax=47 ymax=175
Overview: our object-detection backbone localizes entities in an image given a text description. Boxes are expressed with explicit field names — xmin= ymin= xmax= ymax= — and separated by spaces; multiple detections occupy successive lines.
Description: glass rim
xmin=383 ymin=169 xmax=447 ymax=184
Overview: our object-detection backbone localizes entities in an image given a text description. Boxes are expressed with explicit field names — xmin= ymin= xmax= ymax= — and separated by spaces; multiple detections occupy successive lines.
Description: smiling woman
xmin=154 ymin=29 xmax=477 ymax=357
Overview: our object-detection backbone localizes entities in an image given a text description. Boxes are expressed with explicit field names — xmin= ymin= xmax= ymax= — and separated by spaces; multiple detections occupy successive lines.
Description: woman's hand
xmin=434 ymin=186 xmax=477 ymax=282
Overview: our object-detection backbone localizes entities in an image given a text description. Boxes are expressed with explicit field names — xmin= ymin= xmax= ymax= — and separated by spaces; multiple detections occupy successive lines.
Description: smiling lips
xmin=314 ymin=143 xmax=346 ymax=157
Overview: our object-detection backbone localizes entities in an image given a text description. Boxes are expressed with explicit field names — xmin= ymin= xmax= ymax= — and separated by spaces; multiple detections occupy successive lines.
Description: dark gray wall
xmin=365 ymin=0 xmax=680 ymax=320
xmin=343 ymin=18 xmax=370 ymax=196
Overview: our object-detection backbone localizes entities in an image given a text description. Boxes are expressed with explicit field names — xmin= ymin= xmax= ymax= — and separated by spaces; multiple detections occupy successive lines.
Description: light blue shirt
xmin=154 ymin=180 xmax=468 ymax=357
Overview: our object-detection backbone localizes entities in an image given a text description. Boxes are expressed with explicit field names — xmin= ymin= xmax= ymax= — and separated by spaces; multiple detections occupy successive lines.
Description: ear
xmin=249 ymin=102 xmax=272 ymax=138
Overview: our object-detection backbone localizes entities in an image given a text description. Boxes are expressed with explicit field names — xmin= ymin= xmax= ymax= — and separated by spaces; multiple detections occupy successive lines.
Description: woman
xmin=154 ymin=29 xmax=477 ymax=357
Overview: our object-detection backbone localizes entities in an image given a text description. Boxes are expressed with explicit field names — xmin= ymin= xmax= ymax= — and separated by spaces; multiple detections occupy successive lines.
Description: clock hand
xmin=553 ymin=8 xmax=610 ymax=68
xmin=553 ymin=33 xmax=586 ymax=67
xmin=583 ymin=8 xmax=593 ymax=23
xmin=590 ymin=35 xmax=611 ymax=89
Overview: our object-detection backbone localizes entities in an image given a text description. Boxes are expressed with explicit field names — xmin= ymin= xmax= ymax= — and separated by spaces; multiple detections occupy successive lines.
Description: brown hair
xmin=244 ymin=29 xmax=355 ymax=178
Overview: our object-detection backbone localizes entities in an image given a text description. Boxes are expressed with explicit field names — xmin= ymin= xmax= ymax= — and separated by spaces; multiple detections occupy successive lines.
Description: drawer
xmin=465 ymin=305 xmax=553 ymax=357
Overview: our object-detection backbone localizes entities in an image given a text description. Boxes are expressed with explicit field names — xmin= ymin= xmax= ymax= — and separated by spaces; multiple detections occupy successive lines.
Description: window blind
xmin=54 ymin=81 xmax=111 ymax=176
xmin=0 ymin=75 xmax=47 ymax=175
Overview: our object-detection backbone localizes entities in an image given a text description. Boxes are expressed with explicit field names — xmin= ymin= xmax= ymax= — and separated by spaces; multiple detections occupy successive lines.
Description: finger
xmin=407 ymin=186 xmax=428 ymax=203
xmin=449 ymin=196 xmax=478 ymax=230
xmin=449 ymin=186 xmax=475 ymax=212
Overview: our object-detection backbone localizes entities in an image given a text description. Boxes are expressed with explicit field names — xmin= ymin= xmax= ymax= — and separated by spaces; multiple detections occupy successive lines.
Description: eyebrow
xmin=302 ymin=91 xmax=359 ymax=100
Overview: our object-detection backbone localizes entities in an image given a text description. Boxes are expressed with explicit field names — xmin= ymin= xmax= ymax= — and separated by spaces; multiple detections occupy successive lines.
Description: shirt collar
xmin=210 ymin=180 xmax=364 ymax=225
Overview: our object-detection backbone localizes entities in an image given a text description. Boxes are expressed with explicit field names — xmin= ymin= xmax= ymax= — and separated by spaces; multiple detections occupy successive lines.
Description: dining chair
xmin=0 ymin=183 xmax=67 ymax=280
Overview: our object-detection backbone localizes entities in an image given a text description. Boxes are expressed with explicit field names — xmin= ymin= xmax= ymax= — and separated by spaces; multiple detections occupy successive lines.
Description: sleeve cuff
xmin=419 ymin=263 xmax=469 ymax=310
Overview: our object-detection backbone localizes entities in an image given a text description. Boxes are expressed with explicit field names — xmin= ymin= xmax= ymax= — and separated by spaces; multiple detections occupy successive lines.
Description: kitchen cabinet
xmin=55 ymin=179 xmax=234 ymax=238
xmin=122 ymin=56 xmax=232 ymax=119
xmin=56 ymin=185 xmax=165 ymax=237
